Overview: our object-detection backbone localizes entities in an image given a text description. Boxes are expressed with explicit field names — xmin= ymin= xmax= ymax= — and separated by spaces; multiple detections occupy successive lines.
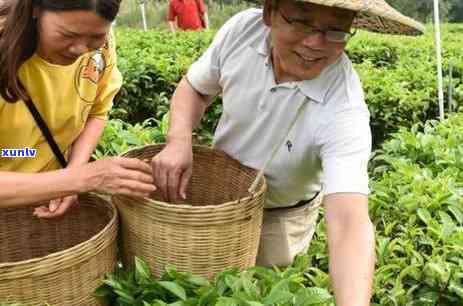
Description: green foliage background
xmin=111 ymin=24 xmax=463 ymax=149
xmin=117 ymin=0 xmax=463 ymax=29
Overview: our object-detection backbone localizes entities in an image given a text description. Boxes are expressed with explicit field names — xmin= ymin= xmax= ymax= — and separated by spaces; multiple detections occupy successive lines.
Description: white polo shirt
xmin=187 ymin=9 xmax=372 ymax=208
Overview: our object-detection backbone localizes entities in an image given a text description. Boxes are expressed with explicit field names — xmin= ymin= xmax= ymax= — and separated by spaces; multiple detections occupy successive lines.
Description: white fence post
xmin=139 ymin=0 xmax=148 ymax=31
xmin=433 ymin=0 xmax=445 ymax=121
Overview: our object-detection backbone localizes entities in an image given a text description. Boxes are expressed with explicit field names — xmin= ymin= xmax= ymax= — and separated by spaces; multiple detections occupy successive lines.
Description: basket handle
xmin=248 ymin=100 xmax=308 ymax=194
xmin=138 ymin=101 xmax=306 ymax=197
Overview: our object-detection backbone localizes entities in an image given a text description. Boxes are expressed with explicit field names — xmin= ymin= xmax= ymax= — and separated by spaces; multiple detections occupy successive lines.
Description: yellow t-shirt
xmin=0 ymin=36 xmax=122 ymax=172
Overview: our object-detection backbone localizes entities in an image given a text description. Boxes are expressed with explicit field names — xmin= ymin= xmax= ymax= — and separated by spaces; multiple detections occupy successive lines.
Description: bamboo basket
xmin=113 ymin=144 xmax=266 ymax=279
xmin=0 ymin=193 xmax=118 ymax=306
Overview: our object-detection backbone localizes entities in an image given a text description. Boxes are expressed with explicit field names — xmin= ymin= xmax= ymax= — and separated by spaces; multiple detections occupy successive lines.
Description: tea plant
xmin=306 ymin=113 xmax=463 ymax=305
xmin=113 ymin=24 xmax=463 ymax=148
xmin=96 ymin=256 xmax=334 ymax=306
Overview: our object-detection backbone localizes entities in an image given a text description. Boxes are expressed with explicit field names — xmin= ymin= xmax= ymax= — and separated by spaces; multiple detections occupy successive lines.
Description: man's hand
xmin=151 ymin=140 xmax=193 ymax=203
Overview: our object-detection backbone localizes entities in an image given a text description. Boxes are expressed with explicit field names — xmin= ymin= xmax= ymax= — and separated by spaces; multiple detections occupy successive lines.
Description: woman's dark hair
xmin=0 ymin=0 xmax=121 ymax=103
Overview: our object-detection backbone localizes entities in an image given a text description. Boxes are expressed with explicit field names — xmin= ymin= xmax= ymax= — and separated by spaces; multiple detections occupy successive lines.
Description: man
xmin=152 ymin=0 xmax=423 ymax=304
xmin=167 ymin=0 xmax=209 ymax=32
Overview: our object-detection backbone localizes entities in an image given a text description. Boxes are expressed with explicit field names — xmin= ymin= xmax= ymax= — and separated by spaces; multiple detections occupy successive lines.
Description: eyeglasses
xmin=278 ymin=9 xmax=356 ymax=43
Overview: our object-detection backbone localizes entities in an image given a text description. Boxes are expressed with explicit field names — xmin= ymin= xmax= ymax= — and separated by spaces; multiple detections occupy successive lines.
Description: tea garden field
xmin=18 ymin=24 xmax=463 ymax=306
xmin=85 ymin=22 xmax=463 ymax=306
xmin=85 ymin=24 xmax=463 ymax=306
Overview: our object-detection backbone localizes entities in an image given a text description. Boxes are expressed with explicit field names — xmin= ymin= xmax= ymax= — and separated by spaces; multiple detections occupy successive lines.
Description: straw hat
xmin=301 ymin=0 xmax=424 ymax=35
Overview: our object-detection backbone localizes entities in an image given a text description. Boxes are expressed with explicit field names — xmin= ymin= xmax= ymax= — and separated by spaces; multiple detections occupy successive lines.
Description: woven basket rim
xmin=0 ymin=192 xmax=118 ymax=272
xmin=120 ymin=144 xmax=236 ymax=162
xmin=116 ymin=144 xmax=267 ymax=209
xmin=114 ymin=183 xmax=266 ymax=210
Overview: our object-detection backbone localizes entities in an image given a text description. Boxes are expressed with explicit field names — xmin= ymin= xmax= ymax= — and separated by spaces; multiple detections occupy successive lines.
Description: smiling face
xmin=263 ymin=0 xmax=355 ymax=83
xmin=34 ymin=8 xmax=112 ymax=65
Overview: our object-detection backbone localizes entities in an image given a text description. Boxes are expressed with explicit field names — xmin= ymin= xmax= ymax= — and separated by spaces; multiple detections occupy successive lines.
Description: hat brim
xmin=301 ymin=0 xmax=425 ymax=35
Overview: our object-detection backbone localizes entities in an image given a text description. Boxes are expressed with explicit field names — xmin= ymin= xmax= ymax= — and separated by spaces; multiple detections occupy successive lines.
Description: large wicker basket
xmin=113 ymin=144 xmax=266 ymax=279
xmin=0 ymin=193 xmax=118 ymax=306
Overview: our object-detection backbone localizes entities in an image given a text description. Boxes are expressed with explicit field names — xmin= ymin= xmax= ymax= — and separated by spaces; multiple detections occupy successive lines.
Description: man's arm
xmin=169 ymin=20 xmax=177 ymax=32
xmin=203 ymin=11 xmax=210 ymax=29
xmin=324 ymin=193 xmax=375 ymax=306
xmin=167 ymin=76 xmax=212 ymax=146
xmin=151 ymin=77 xmax=213 ymax=202
xmin=152 ymin=11 xmax=238 ymax=201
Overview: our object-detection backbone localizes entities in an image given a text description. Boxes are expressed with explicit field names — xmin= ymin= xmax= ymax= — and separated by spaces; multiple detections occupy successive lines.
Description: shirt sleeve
xmin=197 ymin=0 xmax=206 ymax=15
xmin=89 ymin=31 xmax=122 ymax=120
xmin=186 ymin=12 xmax=241 ymax=96
xmin=168 ymin=0 xmax=176 ymax=21
xmin=319 ymin=107 xmax=372 ymax=196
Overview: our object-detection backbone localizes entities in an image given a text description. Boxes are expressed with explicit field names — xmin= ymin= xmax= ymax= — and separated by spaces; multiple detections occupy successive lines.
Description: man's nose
xmin=300 ymin=30 xmax=327 ymax=47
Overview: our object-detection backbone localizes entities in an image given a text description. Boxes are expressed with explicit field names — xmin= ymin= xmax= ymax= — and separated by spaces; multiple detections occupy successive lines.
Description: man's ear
xmin=263 ymin=0 xmax=273 ymax=27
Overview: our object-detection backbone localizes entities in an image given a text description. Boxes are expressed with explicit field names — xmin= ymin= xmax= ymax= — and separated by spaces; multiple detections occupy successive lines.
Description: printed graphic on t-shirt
xmin=82 ymin=52 xmax=105 ymax=84
xmin=74 ymin=44 xmax=108 ymax=103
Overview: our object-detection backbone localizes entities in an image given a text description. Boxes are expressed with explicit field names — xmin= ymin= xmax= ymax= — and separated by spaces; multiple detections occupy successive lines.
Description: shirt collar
xmin=250 ymin=30 xmax=343 ymax=104
xmin=296 ymin=68 xmax=335 ymax=104
xmin=297 ymin=55 xmax=343 ymax=104
xmin=250 ymin=29 xmax=271 ymax=57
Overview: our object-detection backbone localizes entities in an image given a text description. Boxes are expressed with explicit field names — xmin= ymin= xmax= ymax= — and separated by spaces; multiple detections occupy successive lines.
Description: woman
xmin=0 ymin=0 xmax=156 ymax=217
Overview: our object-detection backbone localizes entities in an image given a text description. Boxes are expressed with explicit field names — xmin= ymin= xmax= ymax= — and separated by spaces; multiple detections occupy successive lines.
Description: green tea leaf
xmin=135 ymin=257 xmax=152 ymax=284
xmin=158 ymin=281 xmax=187 ymax=301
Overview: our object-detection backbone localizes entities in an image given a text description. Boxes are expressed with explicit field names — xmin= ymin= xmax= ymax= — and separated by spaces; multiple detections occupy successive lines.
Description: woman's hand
xmin=30 ymin=157 xmax=156 ymax=218
xmin=81 ymin=157 xmax=157 ymax=197
xmin=33 ymin=195 xmax=78 ymax=218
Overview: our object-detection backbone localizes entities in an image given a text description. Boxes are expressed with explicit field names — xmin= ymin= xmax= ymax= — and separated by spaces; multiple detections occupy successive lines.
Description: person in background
xmin=0 ymin=0 xmax=156 ymax=216
xmin=168 ymin=0 xmax=209 ymax=32
xmin=152 ymin=0 xmax=424 ymax=304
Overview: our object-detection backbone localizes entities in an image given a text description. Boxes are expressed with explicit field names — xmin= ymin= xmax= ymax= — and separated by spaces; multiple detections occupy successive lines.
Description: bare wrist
xmin=66 ymin=166 xmax=91 ymax=193
xmin=166 ymin=134 xmax=192 ymax=146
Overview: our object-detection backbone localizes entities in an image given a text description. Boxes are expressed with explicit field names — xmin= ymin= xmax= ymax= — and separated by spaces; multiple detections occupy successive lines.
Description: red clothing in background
xmin=168 ymin=0 xmax=206 ymax=31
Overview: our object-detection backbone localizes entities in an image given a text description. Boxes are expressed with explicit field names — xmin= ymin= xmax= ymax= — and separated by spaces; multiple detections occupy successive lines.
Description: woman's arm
xmin=0 ymin=168 xmax=85 ymax=207
xmin=1 ymin=157 xmax=156 ymax=208
xmin=33 ymin=117 xmax=106 ymax=217
xmin=67 ymin=117 xmax=106 ymax=167
xmin=35 ymin=32 xmax=120 ymax=217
